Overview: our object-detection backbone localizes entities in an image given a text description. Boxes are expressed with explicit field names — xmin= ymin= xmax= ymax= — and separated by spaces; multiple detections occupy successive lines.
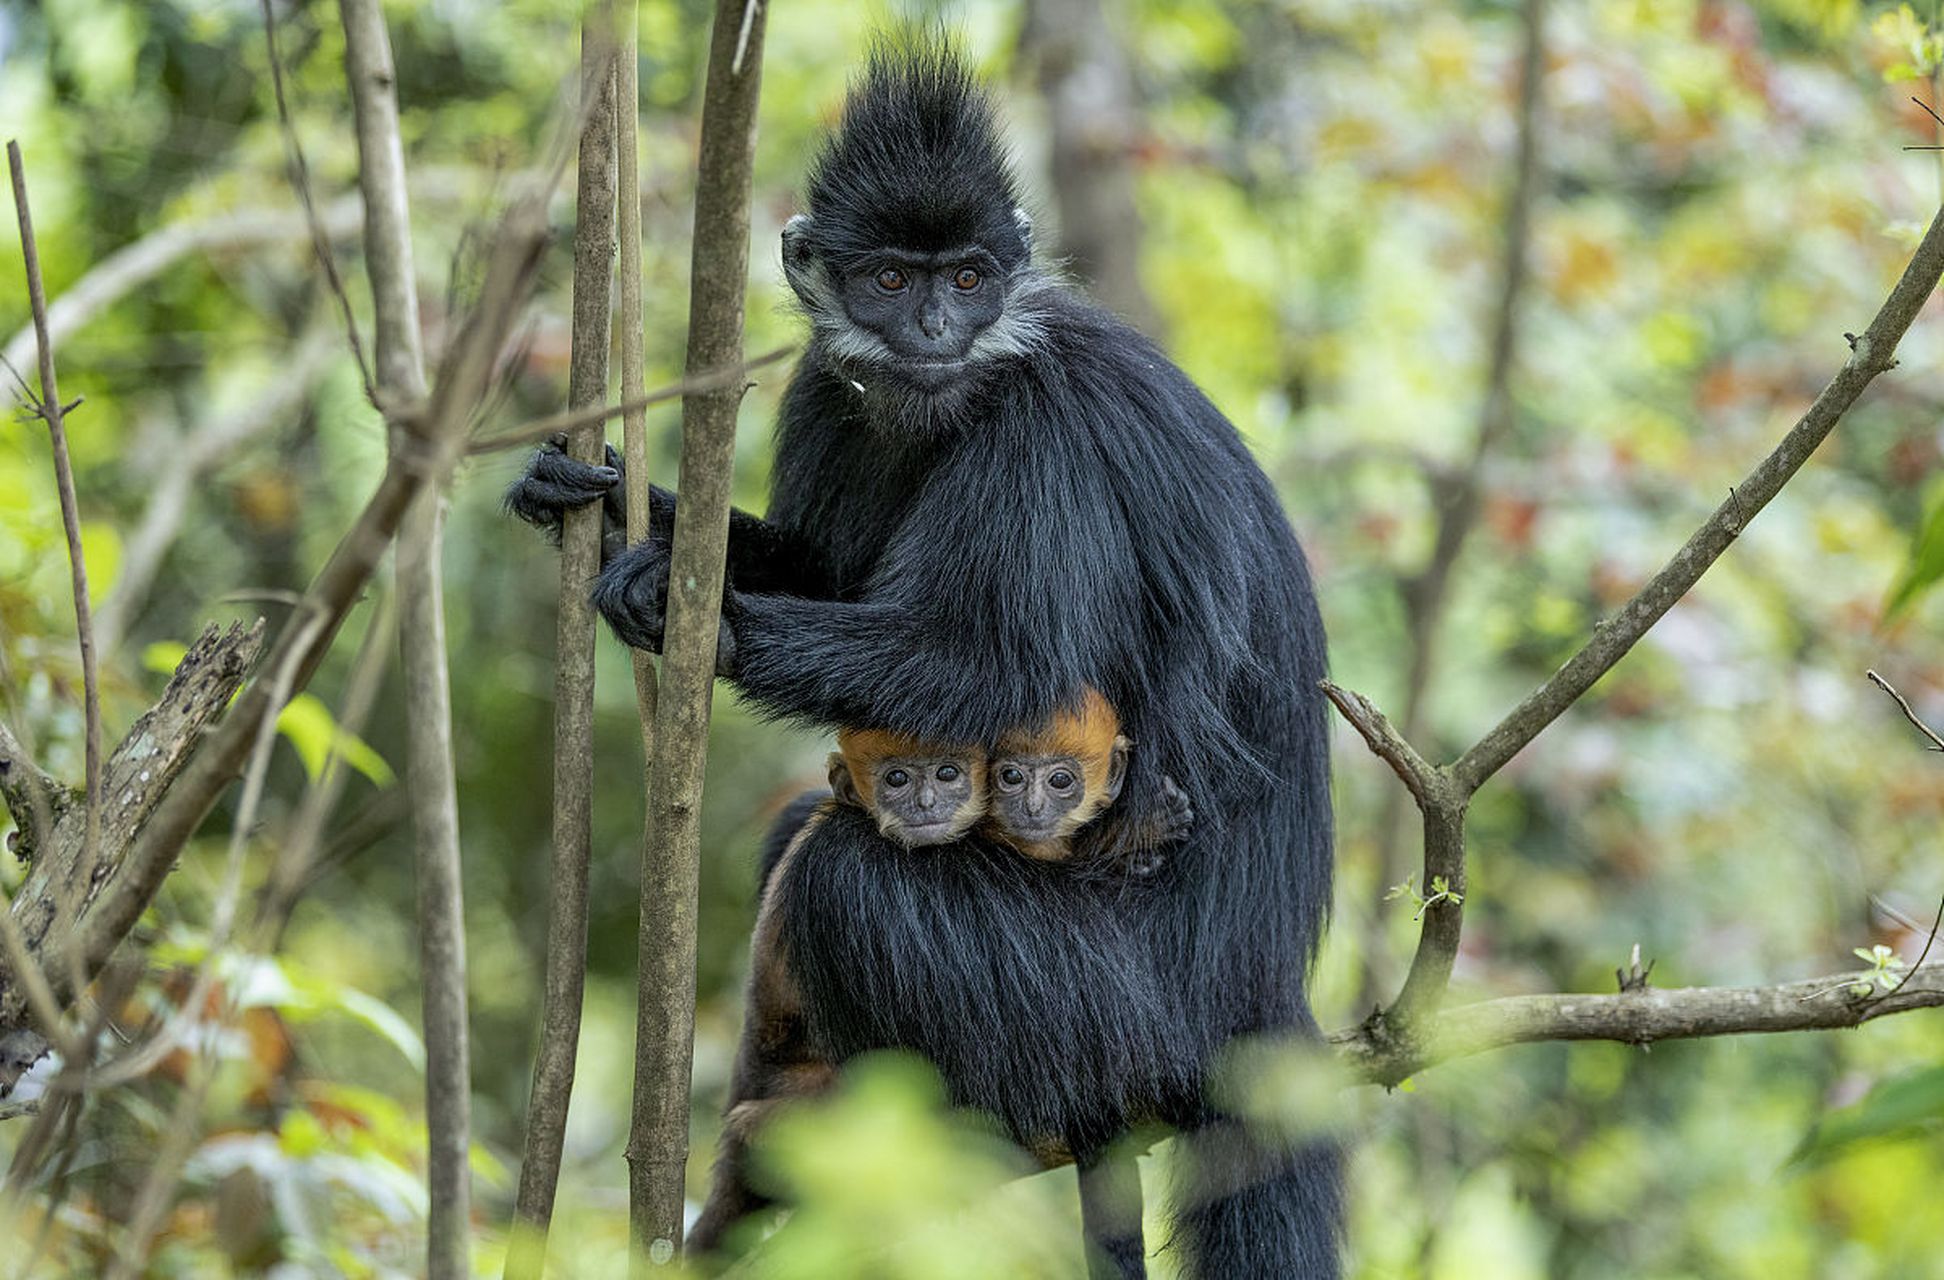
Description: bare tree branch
xmin=0 ymin=176 xmax=558 ymax=1040
xmin=1021 ymin=0 xmax=1159 ymax=333
xmin=9 ymin=142 xmax=104 ymax=1003
xmin=1867 ymin=669 xmax=1944 ymax=753
xmin=1356 ymin=0 xmax=1545 ymax=1011
xmin=0 ymin=199 xmax=363 ymax=376
xmin=1330 ymin=197 xmax=1944 ymax=1042
xmin=338 ymin=5 xmax=473 ymax=1277
xmin=1452 ymin=209 xmax=1944 ymax=792
xmin=624 ymin=0 xmax=768 ymax=1263
xmin=505 ymin=13 xmax=617 ymax=1277
xmin=1333 ymin=964 xmax=1944 ymax=1086
xmin=1 ymin=621 xmax=265 ymax=1038
xmin=463 ymin=345 xmax=792 ymax=455
xmin=259 ymin=0 xmax=376 ymax=402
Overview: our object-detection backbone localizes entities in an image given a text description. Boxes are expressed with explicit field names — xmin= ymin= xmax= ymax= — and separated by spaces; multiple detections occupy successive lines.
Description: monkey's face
xmin=782 ymin=214 xmax=1045 ymax=415
xmin=988 ymin=754 xmax=1093 ymax=844
xmin=866 ymin=756 xmax=984 ymax=847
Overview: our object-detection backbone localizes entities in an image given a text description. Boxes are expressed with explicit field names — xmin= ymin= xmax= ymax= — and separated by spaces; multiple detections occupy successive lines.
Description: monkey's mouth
xmin=888 ymin=818 xmax=961 ymax=846
xmin=896 ymin=359 xmax=967 ymax=391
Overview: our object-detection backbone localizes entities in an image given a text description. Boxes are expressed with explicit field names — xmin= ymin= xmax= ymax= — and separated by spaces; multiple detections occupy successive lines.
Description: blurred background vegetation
xmin=4 ymin=0 xmax=1944 ymax=1274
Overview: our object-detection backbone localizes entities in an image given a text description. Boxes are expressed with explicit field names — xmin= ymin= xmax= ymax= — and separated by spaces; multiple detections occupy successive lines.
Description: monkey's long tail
xmin=1171 ymin=1125 xmax=1343 ymax=1279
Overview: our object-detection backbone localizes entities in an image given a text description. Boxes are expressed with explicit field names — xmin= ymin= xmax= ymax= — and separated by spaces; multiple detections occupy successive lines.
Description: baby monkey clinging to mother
xmin=827 ymin=688 xmax=1193 ymax=867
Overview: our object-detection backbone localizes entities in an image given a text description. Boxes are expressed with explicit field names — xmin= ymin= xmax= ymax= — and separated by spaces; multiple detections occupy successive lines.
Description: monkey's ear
xmin=827 ymin=751 xmax=864 ymax=808
xmin=1104 ymin=736 xmax=1131 ymax=804
xmin=782 ymin=214 xmax=816 ymax=268
xmin=1012 ymin=207 xmax=1034 ymax=256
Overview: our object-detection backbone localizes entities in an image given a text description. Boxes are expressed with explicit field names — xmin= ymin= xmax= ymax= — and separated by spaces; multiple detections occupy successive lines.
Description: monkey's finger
xmin=508 ymin=450 xmax=621 ymax=524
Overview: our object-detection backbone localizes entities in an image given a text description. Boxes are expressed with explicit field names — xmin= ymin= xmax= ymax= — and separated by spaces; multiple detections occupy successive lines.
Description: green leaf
xmin=1790 ymin=1065 xmax=1944 ymax=1166
xmin=1884 ymin=481 xmax=1944 ymax=619
xmin=274 ymin=693 xmax=395 ymax=787
xmin=141 ymin=641 xmax=189 ymax=677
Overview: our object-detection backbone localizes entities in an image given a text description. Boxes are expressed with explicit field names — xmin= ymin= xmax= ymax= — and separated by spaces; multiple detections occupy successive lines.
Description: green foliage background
xmin=4 ymin=0 xmax=1944 ymax=1275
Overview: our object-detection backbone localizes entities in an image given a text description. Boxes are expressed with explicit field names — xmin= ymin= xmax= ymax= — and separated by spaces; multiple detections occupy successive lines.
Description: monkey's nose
xmin=918 ymin=304 xmax=948 ymax=340
xmin=917 ymin=782 xmax=938 ymax=810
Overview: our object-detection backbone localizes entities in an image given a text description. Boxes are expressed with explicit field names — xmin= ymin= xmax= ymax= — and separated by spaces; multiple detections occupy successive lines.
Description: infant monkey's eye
xmin=1000 ymin=766 xmax=1025 ymax=788
xmin=1049 ymin=770 xmax=1076 ymax=791
xmin=936 ymin=764 xmax=960 ymax=782
xmin=884 ymin=768 xmax=910 ymax=788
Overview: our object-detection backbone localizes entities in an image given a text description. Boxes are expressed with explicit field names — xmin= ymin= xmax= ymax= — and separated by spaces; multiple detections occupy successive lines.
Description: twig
xmin=1356 ymin=0 xmax=1546 ymax=1013
xmin=254 ymin=594 xmax=395 ymax=942
xmin=504 ymin=14 xmax=617 ymax=1279
xmin=617 ymin=2 xmax=659 ymax=749
xmin=1453 ymin=205 xmax=1944 ymax=792
xmin=1330 ymin=198 xmax=1944 ymax=1033
xmin=259 ymin=0 xmax=376 ymax=404
xmin=624 ymin=0 xmax=768 ymax=1263
xmin=8 ymin=141 xmax=103 ymax=1005
xmin=464 ymin=345 xmax=793 ymax=455
xmin=1867 ymin=670 xmax=1944 ymax=753
xmin=49 ymin=167 xmax=560 ymax=1035
xmin=1879 ymin=895 xmax=1944 ymax=1003
xmin=614 ymin=26 xmax=675 ymax=1252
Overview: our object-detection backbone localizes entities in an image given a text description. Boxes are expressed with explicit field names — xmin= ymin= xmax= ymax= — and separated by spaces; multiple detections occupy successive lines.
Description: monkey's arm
xmin=506 ymin=439 xmax=831 ymax=594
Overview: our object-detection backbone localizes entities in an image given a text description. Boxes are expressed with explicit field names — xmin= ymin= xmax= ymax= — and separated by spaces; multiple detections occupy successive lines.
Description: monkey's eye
xmin=953 ymin=266 xmax=981 ymax=290
xmin=936 ymin=764 xmax=960 ymax=782
xmin=1000 ymin=766 xmax=1025 ymax=788
xmin=876 ymin=268 xmax=908 ymax=292
xmin=884 ymin=768 xmax=910 ymax=788
xmin=1049 ymin=770 xmax=1077 ymax=792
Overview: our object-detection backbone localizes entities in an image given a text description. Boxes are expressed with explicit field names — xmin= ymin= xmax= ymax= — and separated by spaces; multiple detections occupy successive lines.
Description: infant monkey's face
xmin=868 ymin=753 xmax=984 ymax=846
xmin=987 ymin=752 xmax=1089 ymax=843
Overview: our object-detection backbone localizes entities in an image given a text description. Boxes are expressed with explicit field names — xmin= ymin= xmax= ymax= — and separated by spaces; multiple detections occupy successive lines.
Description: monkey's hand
xmin=1119 ymin=777 xmax=1194 ymax=876
xmin=591 ymin=537 xmax=740 ymax=677
xmin=505 ymin=435 xmax=628 ymax=561
xmin=1156 ymin=776 xmax=1195 ymax=845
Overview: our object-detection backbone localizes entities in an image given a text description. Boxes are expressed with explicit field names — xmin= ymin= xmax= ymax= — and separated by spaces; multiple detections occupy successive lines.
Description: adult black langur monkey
xmin=509 ymin=41 xmax=1340 ymax=1278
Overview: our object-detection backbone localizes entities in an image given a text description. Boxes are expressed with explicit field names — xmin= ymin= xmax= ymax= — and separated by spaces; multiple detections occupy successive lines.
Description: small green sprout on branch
xmin=1386 ymin=875 xmax=1465 ymax=922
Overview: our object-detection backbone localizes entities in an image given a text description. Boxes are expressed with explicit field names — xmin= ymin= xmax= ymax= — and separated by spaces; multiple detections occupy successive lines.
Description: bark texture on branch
xmin=339 ymin=3 xmax=472 ymax=1278
xmin=505 ymin=14 xmax=618 ymax=1278
xmin=1333 ymin=966 xmax=1944 ymax=1087
xmin=624 ymin=0 xmax=768 ymax=1265
xmin=0 ymin=622 xmax=264 ymax=1034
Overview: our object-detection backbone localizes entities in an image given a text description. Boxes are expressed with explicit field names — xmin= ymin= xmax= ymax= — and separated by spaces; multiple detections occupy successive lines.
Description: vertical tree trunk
xmin=1021 ymin=0 xmax=1159 ymax=334
xmin=505 ymin=11 xmax=619 ymax=1277
xmin=623 ymin=0 xmax=768 ymax=1267
xmin=338 ymin=4 xmax=474 ymax=1277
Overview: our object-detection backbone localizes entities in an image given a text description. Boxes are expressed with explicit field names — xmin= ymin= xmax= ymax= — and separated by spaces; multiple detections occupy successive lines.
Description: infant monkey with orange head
xmin=828 ymin=688 xmax=1192 ymax=863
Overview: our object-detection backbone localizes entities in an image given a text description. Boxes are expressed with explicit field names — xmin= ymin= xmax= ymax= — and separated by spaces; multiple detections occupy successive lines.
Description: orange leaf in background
xmin=1550 ymin=230 xmax=1620 ymax=303
xmin=1888 ymin=435 xmax=1939 ymax=488
xmin=1484 ymin=493 xmax=1541 ymax=549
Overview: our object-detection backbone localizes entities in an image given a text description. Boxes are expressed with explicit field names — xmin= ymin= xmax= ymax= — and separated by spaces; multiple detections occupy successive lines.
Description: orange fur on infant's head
xmin=829 ymin=727 xmax=988 ymax=848
xmin=984 ymin=688 xmax=1130 ymax=861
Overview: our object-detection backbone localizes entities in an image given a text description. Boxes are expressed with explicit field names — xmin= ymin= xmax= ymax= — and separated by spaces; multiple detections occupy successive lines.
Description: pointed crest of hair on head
xmin=801 ymin=32 xmax=1030 ymax=271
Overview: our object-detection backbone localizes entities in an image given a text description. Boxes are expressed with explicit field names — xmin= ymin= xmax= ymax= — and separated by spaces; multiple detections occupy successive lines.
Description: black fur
xmin=799 ymin=42 xmax=1031 ymax=274
xmin=509 ymin=36 xmax=1340 ymax=1276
